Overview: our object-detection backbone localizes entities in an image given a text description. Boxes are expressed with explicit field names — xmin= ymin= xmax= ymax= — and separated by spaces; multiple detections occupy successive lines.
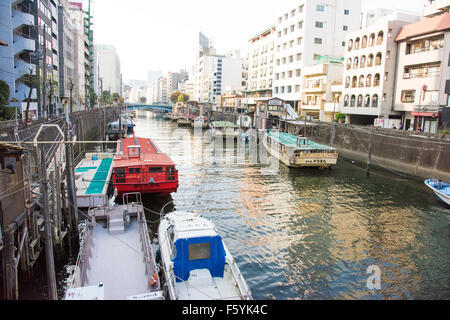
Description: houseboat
xmin=112 ymin=136 xmax=178 ymax=196
xmin=65 ymin=193 xmax=163 ymax=300
xmin=425 ymin=179 xmax=450 ymax=205
xmin=75 ymin=152 xmax=115 ymax=208
xmin=263 ymin=131 xmax=338 ymax=168
xmin=158 ymin=211 xmax=252 ymax=300
xmin=209 ymin=121 xmax=241 ymax=139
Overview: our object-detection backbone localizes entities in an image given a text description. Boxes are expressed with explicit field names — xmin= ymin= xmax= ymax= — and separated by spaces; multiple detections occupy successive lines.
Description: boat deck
xmin=86 ymin=218 xmax=150 ymax=300
xmin=75 ymin=153 xmax=114 ymax=207
xmin=175 ymin=267 xmax=244 ymax=300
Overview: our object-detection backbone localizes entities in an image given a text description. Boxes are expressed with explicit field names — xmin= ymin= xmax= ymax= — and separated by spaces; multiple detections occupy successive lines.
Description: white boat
xmin=425 ymin=179 xmax=450 ymax=205
xmin=158 ymin=211 xmax=252 ymax=300
xmin=75 ymin=152 xmax=114 ymax=208
xmin=263 ymin=131 xmax=338 ymax=168
xmin=65 ymin=193 xmax=163 ymax=300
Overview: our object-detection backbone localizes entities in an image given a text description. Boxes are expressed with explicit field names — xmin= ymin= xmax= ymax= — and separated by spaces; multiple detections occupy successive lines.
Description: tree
xmin=170 ymin=90 xmax=181 ymax=104
xmin=139 ymin=96 xmax=147 ymax=104
xmin=101 ymin=90 xmax=111 ymax=105
xmin=21 ymin=68 xmax=40 ymax=122
xmin=0 ymin=80 xmax=10 ymax=120
xmin=89 ymin=89 xmax=97 ymax=107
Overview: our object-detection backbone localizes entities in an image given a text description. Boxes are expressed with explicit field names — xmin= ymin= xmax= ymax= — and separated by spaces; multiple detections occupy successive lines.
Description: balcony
xmin=13 ymin=34 xmax=35 ymax=55
xmin=303 ymin=64 xmax=327 ymax=76
xmin=14 ymin=58 xmax=36 ymax=80
xmin=12 ymin=9 xmax=34 ymax=31
xmin=303 ymin=82 xmax=326 ymax=92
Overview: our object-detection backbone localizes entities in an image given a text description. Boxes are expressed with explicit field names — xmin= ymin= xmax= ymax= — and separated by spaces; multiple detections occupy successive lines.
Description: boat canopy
xmin=211 ymin=121 xmax=239 ymax=128
xmin=172 ymin=235 xmax=226 ymax=282
xmin=266 ymin=131 xmax=335 ymax=151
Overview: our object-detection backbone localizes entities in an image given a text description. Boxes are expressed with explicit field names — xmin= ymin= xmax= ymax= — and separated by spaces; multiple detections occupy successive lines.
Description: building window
xmin=352 ymin=76 xmax=357 ymax=88
xmin=298 ymin=21 xmax=303 ymax=29
xmin=367 ymin=54 xmax=374 ymax=67
xmin=344 ymin=95 xmax=349 ymax=106
xmin=360 ymin=55 xmax=366 ymax=68
xmin=347 ymin=39 xmax=353 ymax=51
xmin=401 ymin=90 xmax=416 ymax=103
xmin=315 ymin=21 xmax=324 ymax=28
xmin=313 ymin=54 xmax=320 ymax=60
xmin=366 ymin=74 xmax=372 ymax=87
xmin=345 ymin=76 xmax=350 ymax=88
xmin=354 ymin=38 xmax=360 ymax=50
xmin=287 ymin=86 xmax=292 ymax=93
xmin=296 ymin=69 xmax=301 ymax=77
xmin=344 ymin=9 xmax=350 ymax=15
xmin=291 ymin=9 xmax=296 ymax=17
xmin=362 ymin=36 xmax=368 ymax=48
xmin=364 ymin=95 xmax=371 ymax=107
xmin=288 ymin=70 xmax=293 ymax=78
xmin=372 ymin=94 xmax=378 ymax=107
xmin=374 ymin=74 xmax=380 ymax=86
xmin=384 ymin=72 xmax=389 ymax=81
xmin=343 ymin=25 xmax=348 ymax=31
xmin=297 ymin=37 xmax=303 ymax=45
xmin=296 ymin=53 xmax=302 ymax=61
xmin=316 ymin=4 xmax=325 ymax=11
xmin=375 ymin=52 xmax=382 ymax=66
xmin=314 ymin=38 xmax=322 ymax=44
xmin=377 ymin=31 xmax=384 ymax=45
xmin=357 ymin=95 xmax=363 ymax=107
xmin=290 ymin=25 xmax=295 ymax=32
xmin=359 ymin=75 xmax=365 ymax=87
xmin=299 ymin=5 xmax=304 ymax=13
xmin=350 ymin=95 xmax=356 ymax=107
xmin=295 ymin=85 xmax=300 ymax=92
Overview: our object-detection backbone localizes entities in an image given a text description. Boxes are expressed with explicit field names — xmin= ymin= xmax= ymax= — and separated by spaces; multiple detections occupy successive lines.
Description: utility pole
xmin=39 ymin=146 xmax=58 ymax=300
xmin=64 ymin=120 xmax=78 ymax=237
xmin=99 ymin=78 xmax=103 ymax=109
xmin=69 ymin=78 xmax=74 ymax=114
xmin=42 ymin=25 xmax=47 ymax=119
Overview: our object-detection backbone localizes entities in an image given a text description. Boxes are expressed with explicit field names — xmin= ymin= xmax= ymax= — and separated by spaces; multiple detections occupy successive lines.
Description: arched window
xmin=346 ymin=58 xmax=352 ymax=70
xmin=359 ymin=75 xmax=365 ymax=87
xmin=350 ymin=95 xmax=356 ymax=107
xmin=348 ymin=39 xmax=353 ymax=51
xmin=352 ymin=76 xmax=357 ymax=88
xmin=364 ymin=95 xmax=370 ymax=107
xmin=362 ymin=36 xmax=368 ymax=48
xmin=360 ymin=55 xmax=366 ymax=68
xmin=377 ymin=31 xmax=384 ymax=45
xmin=345 ymin=76 xmax=350 ymax=88
xmin=353 ymin=56 xmax=359 ymax=69
xmin=357 ymin=94 xmax=363 ymax=107
xmin=375 ymin=52 xmax=382 ymax=66
xmin=355 ymin=37 xmax=360 ymax=50
xmin=372 ymin=94 xmax=378 ymax=107
xmin=374 ymin=73 xmax=380 ymax=86
xmin=369 ymin=33 xmax=375 ymax=46
xmin=366 ymin=74 xmax=372 ymax=87
xmin=367 ymin=54 xmax=374 ymax=67
xmin=344 ymin=94 xmax=349 ymax=107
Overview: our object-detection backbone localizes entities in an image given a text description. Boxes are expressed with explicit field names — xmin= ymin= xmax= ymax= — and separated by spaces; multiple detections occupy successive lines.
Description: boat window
xmin=189 ymin=243 xmax=211 ymax=261
xmin=129 ymin=167 xmax=140 ymax=173
xmin=149 ymin=167 xmax=163 ymax=173
xmin=115 ymin=168 xmax=125 ymax=177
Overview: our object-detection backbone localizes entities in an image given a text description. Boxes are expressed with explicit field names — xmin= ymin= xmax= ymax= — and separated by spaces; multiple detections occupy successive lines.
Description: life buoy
xmin=150 ymin=273 xmax=158 ymax=287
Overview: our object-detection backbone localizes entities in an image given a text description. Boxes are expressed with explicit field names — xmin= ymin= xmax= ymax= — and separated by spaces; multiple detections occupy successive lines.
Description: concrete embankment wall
xmin=305 ymin=123 xmax=450 ymax=181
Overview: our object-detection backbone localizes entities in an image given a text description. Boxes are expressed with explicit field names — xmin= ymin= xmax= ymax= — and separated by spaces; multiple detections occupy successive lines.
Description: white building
xmin=394 ymin=12 xmax=450 ymax=133
xmin=340 ymin=10 xmax=421 ymax=127
xmin=273 ymin=0 xmax=362 ymax=105
xmin=247 ymin=25 xmax=276 ymax=97
xmin=95 ymin=44 xmax=121 ymax=95
xmin=423 ymin=0 xmax=450 ymax=17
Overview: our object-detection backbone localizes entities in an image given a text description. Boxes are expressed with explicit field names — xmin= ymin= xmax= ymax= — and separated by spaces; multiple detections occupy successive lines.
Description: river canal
xmin=21 ymin=111 xmax=450 ymax=300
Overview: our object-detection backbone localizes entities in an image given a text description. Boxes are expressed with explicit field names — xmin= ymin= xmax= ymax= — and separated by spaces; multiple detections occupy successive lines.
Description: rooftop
xmin=396 ymin=12 xmax=450 ymax=41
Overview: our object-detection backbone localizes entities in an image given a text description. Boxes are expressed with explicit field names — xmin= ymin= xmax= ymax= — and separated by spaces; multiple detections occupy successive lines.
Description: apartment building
xmin=0 ymin=0 xmax=37 ymax=118
xmin=423 ymin=0 xmax=450 ymax=17
xmin=340 ymin=10 xmax=421 ymax=127
xmin=394 ymin=12 xmax=450 ymax=133
xmin=247 ymin=25 xmax=276 ymax=98
xmin=273 ymin=0 xmax=361 ymax=106
xmin=300 ymin=56 xmax=344 ymax=122
xmin=95 ymin=44 xmax=121 ymax=95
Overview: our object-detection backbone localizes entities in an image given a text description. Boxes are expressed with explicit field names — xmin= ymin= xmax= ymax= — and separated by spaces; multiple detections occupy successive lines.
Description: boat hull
xmin=114 ymin=181 xmax=178 ymax=197
xmin=425 ymin=180 xmax=450 ymax=205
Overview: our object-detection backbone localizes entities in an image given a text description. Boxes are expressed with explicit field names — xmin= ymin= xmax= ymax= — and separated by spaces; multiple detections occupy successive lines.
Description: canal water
xmin=19 ymin=111 xmax=449 ymax=300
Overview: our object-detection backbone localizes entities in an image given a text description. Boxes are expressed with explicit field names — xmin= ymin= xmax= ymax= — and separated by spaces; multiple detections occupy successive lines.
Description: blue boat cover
xmin=172 ymin=236 xmax=226 ymax=282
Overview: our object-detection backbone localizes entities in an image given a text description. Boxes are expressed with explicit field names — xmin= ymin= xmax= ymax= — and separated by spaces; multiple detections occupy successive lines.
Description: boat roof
xmin=114 ymin=136 xmax=175 ymax=167
xmin=211 ymin=121 xmax=239 ymax=128
xmin=266 ymin=131 xmax=336 ymax=151
xmin=165 ymin=212 xmax=218 ymax=239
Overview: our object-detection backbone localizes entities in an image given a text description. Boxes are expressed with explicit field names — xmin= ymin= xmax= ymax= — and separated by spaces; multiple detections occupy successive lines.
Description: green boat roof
xmin=266 ymin=132 xmax=335 ymax=151
xmin=211 ymin=121 xmax=239 ymax=128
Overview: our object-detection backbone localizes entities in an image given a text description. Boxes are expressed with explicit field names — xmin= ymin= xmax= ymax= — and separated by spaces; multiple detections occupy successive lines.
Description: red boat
xmin=112 ymin=136 xmax=178 ymax=196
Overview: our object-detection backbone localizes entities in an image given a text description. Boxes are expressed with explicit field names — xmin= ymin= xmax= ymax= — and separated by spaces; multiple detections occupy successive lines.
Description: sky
xmin=82 ymin=0 xmax=428 ymax=83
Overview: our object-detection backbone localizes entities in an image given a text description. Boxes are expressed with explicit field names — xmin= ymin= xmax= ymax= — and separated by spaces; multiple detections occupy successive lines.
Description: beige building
xmin=300 ymin=57 xmax=344 ymax=122
xmin=394 ymin=12 xmax=450 ymax=133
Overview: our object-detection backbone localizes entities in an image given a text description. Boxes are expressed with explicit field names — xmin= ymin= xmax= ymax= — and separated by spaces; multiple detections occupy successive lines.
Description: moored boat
xmin=263 ymin=131 xmax=338 ymax=168
xmin=112 ymin=136 xmax=178 ymax=196
xmin=209 ymin=121 xmax=241 ymax=139
xmin=425 ymin=179 xmax=450 ymax=205
xmin=192 ymin=116 xmax=208 ymax=129
xmin=158 ymin=211 xmax=252 ymax=300
xmin=177 ymin=115 xmax=192 ymax=126
xmin=65 ymin=193 xmax=163 ymax=300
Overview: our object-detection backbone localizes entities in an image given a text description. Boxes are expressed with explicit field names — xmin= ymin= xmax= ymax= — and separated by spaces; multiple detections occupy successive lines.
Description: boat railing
xmin=225 ymin=255 xmax=252 ymax=300
xmin=67 ymin=216 xmax=96 ymax=289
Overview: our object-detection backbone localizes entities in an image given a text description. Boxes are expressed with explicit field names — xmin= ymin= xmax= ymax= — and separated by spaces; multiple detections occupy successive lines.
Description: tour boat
xmin=158 ymin=211 xmax=252 ymax=300
xmin=65 ymin=193 xmax=163 ymax=300
xmin=112 ymin=136 xmax=178 ymax=196
xmin=425 ymin=179 xmax=450 ymax=205
xmin=209 ymin=121 xmax=241 ymax=139
xmin=263 ymin=131 xmax=338 ymax=168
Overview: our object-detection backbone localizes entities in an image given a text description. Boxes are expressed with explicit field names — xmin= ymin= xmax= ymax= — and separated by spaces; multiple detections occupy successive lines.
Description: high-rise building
xmin=95 ymin=44 xmax=121 ymax=95
xmin=0 ymin=0 xmax=37 ymax=118
xmin=273 ymin=0 xmax=362 ymax=105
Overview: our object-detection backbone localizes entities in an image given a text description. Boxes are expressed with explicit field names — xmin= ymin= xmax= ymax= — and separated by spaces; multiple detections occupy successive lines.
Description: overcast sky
xmin=82 ymin=0 xmax=427 ymax=83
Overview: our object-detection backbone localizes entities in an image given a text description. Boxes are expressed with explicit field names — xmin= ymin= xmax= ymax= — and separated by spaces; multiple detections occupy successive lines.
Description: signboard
xmin=268 ymin=99 xmax=283 ymax=106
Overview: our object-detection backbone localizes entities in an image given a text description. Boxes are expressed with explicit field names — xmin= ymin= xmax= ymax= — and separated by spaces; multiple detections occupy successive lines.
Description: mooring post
xmin=39 ymin=146 xmax=58 ymax=300
xmin=367 ymin=126 xmax=374 ymax=176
